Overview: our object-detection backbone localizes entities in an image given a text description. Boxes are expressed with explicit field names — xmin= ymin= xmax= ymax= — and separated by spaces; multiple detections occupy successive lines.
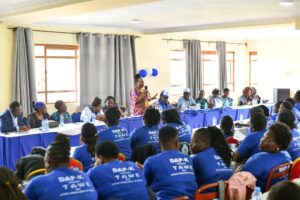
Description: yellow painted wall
xmin=0 ymin=24 xmax=14 ymax=112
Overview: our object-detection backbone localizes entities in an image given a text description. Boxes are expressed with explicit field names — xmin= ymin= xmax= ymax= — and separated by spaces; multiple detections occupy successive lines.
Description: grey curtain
xmin=216 ymin=41 xmax=227 ymax=91
xmin=183 ymin=40 xmax=202 ymax=98
xmin=78 ymin=33 xmax=136 ymax=109
xmin=12 ymin=27 xmax=37 ymax=115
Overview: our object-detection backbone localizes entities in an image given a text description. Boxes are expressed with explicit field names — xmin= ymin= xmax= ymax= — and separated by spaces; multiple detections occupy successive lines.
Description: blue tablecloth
xmin=0 ymin=105 xmax=273 ymax=170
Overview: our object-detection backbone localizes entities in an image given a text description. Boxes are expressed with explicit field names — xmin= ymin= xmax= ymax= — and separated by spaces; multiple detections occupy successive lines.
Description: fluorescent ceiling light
xmin=280 ymin=0 xmax=294 ymax=6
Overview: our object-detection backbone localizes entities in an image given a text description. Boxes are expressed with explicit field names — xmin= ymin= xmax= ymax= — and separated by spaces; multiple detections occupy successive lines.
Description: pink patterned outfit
xmin=130 ymin=88 xmax=147 ymax=116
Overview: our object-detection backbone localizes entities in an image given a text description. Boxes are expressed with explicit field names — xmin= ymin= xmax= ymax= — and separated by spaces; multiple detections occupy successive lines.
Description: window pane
xmin=204 ymin=85 xmax=218 ymax=94
xmin=226 ymin=61 xmax=231 ymax=82
xmin=170 ymin=86 xmax=184 ymax=95
xmin=47 ymin=59 xmax=76 ymax=91
xmin=226 ymin=53 xmax=233 ymax=60
xmin=203 ymin=54 xmax=216 ymax=60
xmin=35 ymin=46 xmax=44 ymax=56
xmin=46 ymin=49 xmax=76 ymax=57
xmin=37 ymin=93 xmax=46 ymax=103
xmin=203 ymin=61 xmax=218 ymax=85
xmin=47 ymin=92 xmax=77 ymax=103
xmin=35 ymin=58 xmax=45 ymax=91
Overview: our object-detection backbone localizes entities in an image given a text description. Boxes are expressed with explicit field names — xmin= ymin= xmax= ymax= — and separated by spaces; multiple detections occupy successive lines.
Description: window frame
xmin=249 ymin=51 xmax=258 ymax=86
xmin=34 ymin=44 xmax=79 ymax=104
xmin=201 ymin=51 xmax=235 ymax=91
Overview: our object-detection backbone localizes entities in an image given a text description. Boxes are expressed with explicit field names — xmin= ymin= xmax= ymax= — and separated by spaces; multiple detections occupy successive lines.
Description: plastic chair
xmin=265 ymin=162 xmax=292 ymax=191
xmin=69 ymin=157 xmax=83 ymax=171
xmin=71 ymin=112 xmax=81 ymax=123
xmin=118 ymin=152 xmax=126 ymax=161
xmin=194 ymin=181 xmax=228 ymax=200
xmin=289 ymin=157 xmax=300 ymax=180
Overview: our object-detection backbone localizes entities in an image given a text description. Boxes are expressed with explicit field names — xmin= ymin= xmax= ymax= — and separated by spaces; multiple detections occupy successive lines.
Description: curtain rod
xmin=162 ymin=38 xmax=247 ymax=46
xmin=8 ymin=27 xmax=141 ymax=38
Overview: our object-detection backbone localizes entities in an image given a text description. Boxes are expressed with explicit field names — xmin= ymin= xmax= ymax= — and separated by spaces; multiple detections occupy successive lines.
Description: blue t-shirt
xmin=236 ymin=129 xmax=266 ymax=159
xmin=164 ymin=122 xmax=192 ymax=144
xmin=288 ymin=128 xmax=300 ymax=161
xmin=130 ymin=125 xmax=161 ymax=153
xmin=24 ymin=167 xmax=97 ymax=200
xmin=295 ymin=103 xmax=300 ymax=112
xmin=98 ymin=126 xmax=132 ymax=159
xmin=243 ymin=151 xmax=291 ymax=192
xmin=72 ymin=144 xmax=95 ymax=173
xmin=143 ymin=150 xmax=197 ymax=200
xmin=88 ymin=160 xmax=148 ymax=200
xmin=192 ymin=147 xmax=233 ymax=187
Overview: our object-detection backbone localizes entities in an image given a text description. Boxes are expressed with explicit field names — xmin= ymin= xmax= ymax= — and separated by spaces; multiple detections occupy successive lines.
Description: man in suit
xmin=0 ymin=101 xmax=30 ymax=133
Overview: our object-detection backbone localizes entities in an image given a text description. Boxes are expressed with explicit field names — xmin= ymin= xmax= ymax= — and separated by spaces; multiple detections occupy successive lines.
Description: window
xmin=34 ymin=44 xmax=79 ymax=104
xmin=201 ymin=51 xmax=235 ymax=92
xmin=249 ymin=51 xmax=258 ymax=86
xmin=169 ymin=50 xmax=186 ymax=95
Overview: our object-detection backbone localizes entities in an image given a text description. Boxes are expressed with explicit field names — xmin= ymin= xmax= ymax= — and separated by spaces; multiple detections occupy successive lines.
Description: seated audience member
xmin=234 ymin=112 xmax=267 ymax=162
xmin=293 ymin=90 xmax=300 ymax=112
xmin=235 ymin=106 xmax=265 ymax=128
xmin=271 ymin=101 xmax=282 ymax=122
xmin=72 ymin=123 xmax=98 ymax=172
xmin=277 ymin=110 xmax=300 ymax=161
xmin=177 ymin=88 xmax=196 ymax=110
xmin=238 ymin=87 xmax=252 ymax=106
xmin=81 ymin=97 xmax=104 ymax=122
xmin=195 ymin=90 xmax=208 ymax=109
xmin=220 ymin=116 xmax=234 ymax=139
xmin=242 ymin=123 xmax=292 ymax=192
xmin=284 ymin=98 xmax=300 ymax=121
xmin=267 ymin=181 xmax=300 ymax=200
xmin=152 ymin=90 xmax=172 ymax=112
xmin=15 ymin=147 xmax=46 ymax=182
xmin=221 ymin=88 xmax=234 ymax=107
xmin=161 ymin=109 xmax=192 ymax=144
xmin=24 ymin=134 xmax=97 ymax=200
xmin=88 ymin=141 xmax=148 ymax=200
xmin=190 ymin=127 xmax=233 ymax=187
xmin=0 ymin=101 xmax=29 ymax=133
xmin=50 ymin=100 xmax=72 ymax=124
xmin=130 ymin=108 xmax=161 ymax=153
xmin=0 ymin=167 xmax=27 ymax=200
xmin=102 ymin=96 xmax=124 ymax=117
xmin=208 ymin=88 xmax=223 ymax=108
xmin=143 ymin=126 xmax=197 ymax=199
xmin=251 ymin=87 xmax=262 ymax=104
xmin=257 ymin=105 xmax=274 ymax=127
xmin=279 ymin=101 xmax=293 ymax=113
xmin=28 ymin=101 xmax=50 ymax=128
xmin=98 ymin=108 xmax=132 ymax=159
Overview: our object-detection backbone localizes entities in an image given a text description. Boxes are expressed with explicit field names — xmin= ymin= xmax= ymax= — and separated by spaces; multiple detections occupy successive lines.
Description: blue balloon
xmin=139 ymin=69 xmax=147 ymax=78
xmin=151 ymin=68 xmax=158 ymax=77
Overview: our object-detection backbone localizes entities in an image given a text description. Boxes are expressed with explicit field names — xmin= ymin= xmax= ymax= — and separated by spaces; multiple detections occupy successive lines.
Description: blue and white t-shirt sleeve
xmin=236 ymin=136 xmax=253 ymax=158
xmin=143 ymin=159 xmax=154 ymax=186
xmin=24 ymin=180 xmax=38 ymax=200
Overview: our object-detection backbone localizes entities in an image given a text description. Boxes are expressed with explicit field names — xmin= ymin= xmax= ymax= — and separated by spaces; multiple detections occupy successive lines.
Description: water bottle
xmin=239 ymin=114 xmax=244 ymax=123
xmin=44 ymin=119 xmax=49 ymax=132
xmin=41 ymin=119 xmax=46 ymax=132
xmin=182 ymin=144 xmax=189 ymax=155
xmin=212 ymin=116 xmax=217 ymax=126
xmin=251 ymin=187 xmax=262 ymax=200
xmin=59 ymin=114 xmax=64 ymax=127
xmin=204 ymin=102 xmax=208 ymax=109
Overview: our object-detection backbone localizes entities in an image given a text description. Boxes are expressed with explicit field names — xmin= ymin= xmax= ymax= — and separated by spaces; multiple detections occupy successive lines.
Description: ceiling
xmin=0 ymin=0 xmax=300 ymax=34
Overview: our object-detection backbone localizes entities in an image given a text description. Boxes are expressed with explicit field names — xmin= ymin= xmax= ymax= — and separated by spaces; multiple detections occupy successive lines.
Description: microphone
xmin=144 ymin=86 xmax=148 ymax=91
